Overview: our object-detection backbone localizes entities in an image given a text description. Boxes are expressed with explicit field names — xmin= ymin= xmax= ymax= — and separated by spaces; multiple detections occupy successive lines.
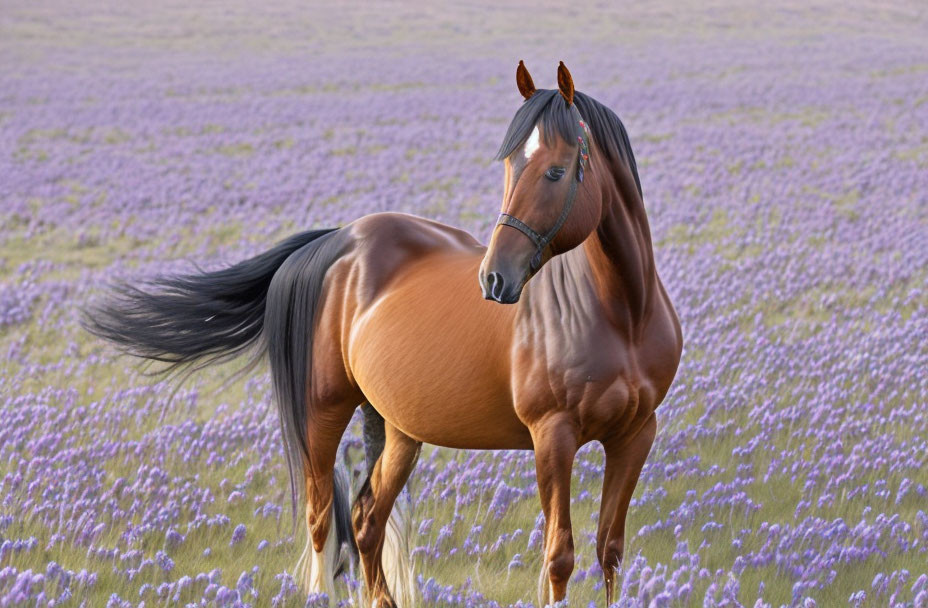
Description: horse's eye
xmin=544 ymin=167 xmax=566 ymax=181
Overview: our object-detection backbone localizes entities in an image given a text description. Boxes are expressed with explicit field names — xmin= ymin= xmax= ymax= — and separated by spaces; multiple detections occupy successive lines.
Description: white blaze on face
xmin=523 ymin=125 xmax=541 ymax=160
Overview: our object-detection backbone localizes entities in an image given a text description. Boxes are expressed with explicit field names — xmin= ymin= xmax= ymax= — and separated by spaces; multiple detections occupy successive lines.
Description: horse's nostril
xmin=487 ymin=272 xmax=505 ymax=301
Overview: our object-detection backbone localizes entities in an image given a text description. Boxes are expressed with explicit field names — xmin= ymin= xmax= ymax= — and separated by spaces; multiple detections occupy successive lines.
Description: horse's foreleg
xmin=297 ymin=405 xmax=356 ymax=597
xmin=531 ymin=416 xmax=579 ymax=606
xmin=352 ymin=420 xmax=420 ymax=608
xmin=596 ymin=414 xmax=656 ymax=605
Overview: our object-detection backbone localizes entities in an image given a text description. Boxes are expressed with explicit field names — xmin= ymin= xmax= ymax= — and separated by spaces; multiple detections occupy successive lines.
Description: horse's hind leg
xmin=531 ymin=415 xmax=579 ymax=606
xmin=362 ymin=402 xmax=386 ymax=473
xmin=352 ymin=418 xmax=420 ymax=608
xmin=596 ymin=415 xmax=656 ymax=605
xmin=295 ymin=401 xmax=358 ymax=596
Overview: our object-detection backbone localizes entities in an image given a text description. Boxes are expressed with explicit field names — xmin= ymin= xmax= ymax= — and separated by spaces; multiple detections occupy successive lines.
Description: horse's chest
xmin=511 ymin=319 xmax=670 ymax=442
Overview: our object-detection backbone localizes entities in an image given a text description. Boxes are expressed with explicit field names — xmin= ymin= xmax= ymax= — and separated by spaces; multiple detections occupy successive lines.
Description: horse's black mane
xmin=495 ymin=89 xmax=642 ymax=198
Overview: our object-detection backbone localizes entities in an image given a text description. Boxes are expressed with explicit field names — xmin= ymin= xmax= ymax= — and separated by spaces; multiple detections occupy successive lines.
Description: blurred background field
xmin=1 ymin=1 xmax=926 ymax=606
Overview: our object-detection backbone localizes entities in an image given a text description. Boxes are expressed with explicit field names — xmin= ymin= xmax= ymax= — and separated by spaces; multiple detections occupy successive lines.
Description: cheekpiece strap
xmin=495 ymin=110 xmax=592 ymax=271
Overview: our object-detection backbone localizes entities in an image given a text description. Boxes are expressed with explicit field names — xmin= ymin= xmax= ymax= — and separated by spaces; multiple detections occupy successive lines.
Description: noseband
xmin=497 ymin=107 xmax=591 ymax=271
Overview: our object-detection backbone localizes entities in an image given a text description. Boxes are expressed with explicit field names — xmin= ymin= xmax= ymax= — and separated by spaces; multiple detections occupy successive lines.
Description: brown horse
xmin=86 ymin=61 xmax=682 ymax=606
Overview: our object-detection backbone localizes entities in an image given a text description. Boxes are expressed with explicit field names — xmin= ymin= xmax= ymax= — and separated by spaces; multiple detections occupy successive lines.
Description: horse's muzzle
xmin=480 ymin=271 xmax=516 ymax=304
xmin=479 ymin=269 xmax=523 ymax=304
xmin=479 ymin=222 xmax=539 ymax=304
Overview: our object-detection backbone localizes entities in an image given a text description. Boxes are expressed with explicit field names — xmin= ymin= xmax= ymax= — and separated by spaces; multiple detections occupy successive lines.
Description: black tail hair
xmin=83 ymin=229 xmax=337 ymax=373
xmin=84 ymin=227 xmax=351 ymax=525
xmin=333 ymin=460 xmax=358 ymax=571
xmin=263 ymin=230 xmax=350 ymax=521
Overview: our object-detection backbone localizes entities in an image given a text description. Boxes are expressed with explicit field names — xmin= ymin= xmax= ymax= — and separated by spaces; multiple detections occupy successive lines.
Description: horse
xmin=85 ymin=60 xmax=682 ymax=607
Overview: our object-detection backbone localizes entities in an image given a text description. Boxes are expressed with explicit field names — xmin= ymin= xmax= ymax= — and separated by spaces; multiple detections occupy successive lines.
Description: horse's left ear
xmin=557 ymin=61 xmax=574 ymax=106
xmin=516 ymin=60 xmax=536 ymax=100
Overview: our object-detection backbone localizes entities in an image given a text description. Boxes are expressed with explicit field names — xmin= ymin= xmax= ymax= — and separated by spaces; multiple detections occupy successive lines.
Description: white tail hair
xmin=381 ymin=493 xmax=416 ymax=606
xmin=295 ymin=462 xmax=416 ymax=606
xmin=295 ymin=510 xmax=338 ymax=597
xmin=537 ymin=559 xmax=548 ymax=607
xmin=537 ymin=550 xmax=568 ymax=607
xmin=295 ymin=463 xmax=355 ymax=599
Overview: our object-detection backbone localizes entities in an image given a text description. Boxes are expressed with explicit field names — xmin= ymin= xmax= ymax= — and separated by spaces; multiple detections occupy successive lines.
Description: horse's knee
xmin=548 ymin=551 xmax=575 ymax=585
xmin=600 ymin=537 xmax=624 ymax=573
xmin=309 ymin=517 xmax=331 ymax=552
xmin=352 ymin=482 xmax=381 ymax=554
xmin=305 ymin=484 xmax=337 ymax=548
xmin=546 ymin=533 xmax=575 ymax=585
xmin=354 ymin=512 xmax=381 ymax=554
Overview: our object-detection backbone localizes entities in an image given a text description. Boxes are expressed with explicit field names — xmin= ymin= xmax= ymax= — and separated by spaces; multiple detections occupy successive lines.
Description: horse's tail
xmin=83 ymin=227 xmax=349 ymax=517
xmin=261 ymin=229 xmax=351 ymax=520
xmin=83 ymin=228 xmax=338 ymax=373
xmin=85 ymin=226 xmax=414 ymax=598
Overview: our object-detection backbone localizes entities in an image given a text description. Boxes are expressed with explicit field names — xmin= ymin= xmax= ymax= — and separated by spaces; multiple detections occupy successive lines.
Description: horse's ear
xmin=516 ymin=60 xmax=536 ymax=100
xmin=557 ymin=61 xmax=574 ymax=106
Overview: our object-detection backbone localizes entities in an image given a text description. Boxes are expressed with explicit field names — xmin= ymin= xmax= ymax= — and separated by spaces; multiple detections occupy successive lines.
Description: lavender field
xmin=2 ymin=1 xmax=927 ymax=606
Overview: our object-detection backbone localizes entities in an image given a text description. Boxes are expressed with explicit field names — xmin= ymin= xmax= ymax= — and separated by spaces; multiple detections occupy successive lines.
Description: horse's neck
xmin=570 ymin=163 xmax=657 ymax=337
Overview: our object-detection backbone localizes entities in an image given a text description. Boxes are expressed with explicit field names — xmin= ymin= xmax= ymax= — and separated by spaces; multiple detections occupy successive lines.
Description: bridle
xmin=496 ymin=105 xmax=591 ymax=271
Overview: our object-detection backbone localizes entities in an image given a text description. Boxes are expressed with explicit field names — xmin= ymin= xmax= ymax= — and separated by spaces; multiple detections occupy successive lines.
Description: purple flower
xmin=155 ymin=551 xmax=174 ymax=573
xmin=230 ymin=523 xmax=247 ymax=546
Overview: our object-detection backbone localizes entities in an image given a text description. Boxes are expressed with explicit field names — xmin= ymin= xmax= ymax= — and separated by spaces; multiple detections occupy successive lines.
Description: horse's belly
xmin=346 ymin=254 xmax=532 ymax=450
xmin=354 ymin=363 xmax=531 ymax=450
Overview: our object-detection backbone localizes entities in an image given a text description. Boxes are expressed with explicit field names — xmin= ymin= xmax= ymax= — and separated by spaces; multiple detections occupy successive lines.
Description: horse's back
xmin=351 ymin=212 xmax=482 ymax=257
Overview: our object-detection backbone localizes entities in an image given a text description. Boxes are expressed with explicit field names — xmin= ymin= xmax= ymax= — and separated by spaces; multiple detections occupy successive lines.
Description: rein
xmin=497 ymin=107 xmax=591 ymax=271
